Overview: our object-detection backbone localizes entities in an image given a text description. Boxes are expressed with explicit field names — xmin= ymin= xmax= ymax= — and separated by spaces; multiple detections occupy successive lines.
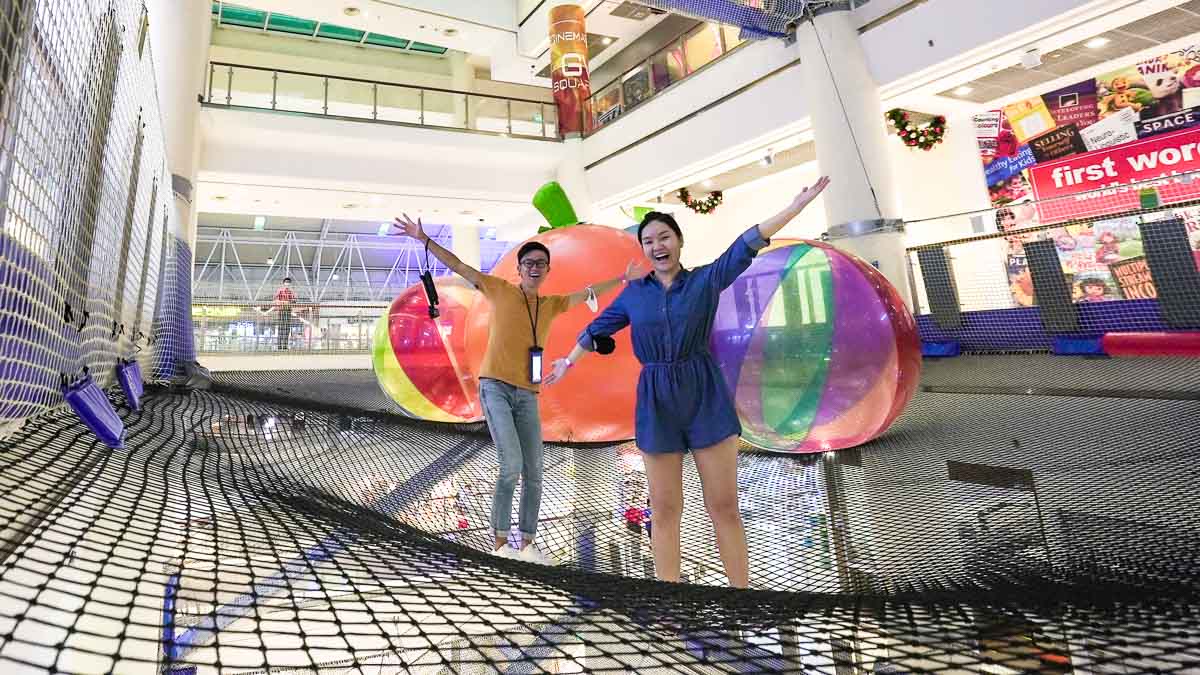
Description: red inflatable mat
xmin=1102 ymin=332 xmax=1200 ymax=357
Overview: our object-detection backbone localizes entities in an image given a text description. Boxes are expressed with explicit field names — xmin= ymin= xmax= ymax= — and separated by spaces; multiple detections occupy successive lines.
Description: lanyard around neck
xmin=523 ymin=292 xmax=541 ymax=348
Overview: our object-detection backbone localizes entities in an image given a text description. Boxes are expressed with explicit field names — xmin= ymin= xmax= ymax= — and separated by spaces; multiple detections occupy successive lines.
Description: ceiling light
xmin=1085 ymin=37 xmax=1110 ymax=49
xmin=703 ymin=179 xmax=715 ymax=188
xmin=342 ymin=203 xmax=359 ymax=209
xmin=343 ymin=6 xmax=361 ymax=17
xmin=954 ymin=85 xmax=974 ymax=96
xmin=213 ymin=195 xmax=227 ymax=201
xmin=253 ymin=216 xmax=266 ymax=230
xmin=332 ymin=273 xmax=340 ymax=281
xmin=602 ymin=37 xmax=613 ymax=45
xmin=267 ymin=258 xmax=274 ymax=265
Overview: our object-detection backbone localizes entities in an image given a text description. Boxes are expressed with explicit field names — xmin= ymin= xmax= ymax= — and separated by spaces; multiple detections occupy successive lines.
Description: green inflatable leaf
xmin=532 ymin=182 xmax=580 ymax=230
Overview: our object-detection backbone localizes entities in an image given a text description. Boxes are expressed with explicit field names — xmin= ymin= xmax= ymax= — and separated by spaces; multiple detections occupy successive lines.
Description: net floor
xmin=1 ymin=364 xmax=1198 ymax=673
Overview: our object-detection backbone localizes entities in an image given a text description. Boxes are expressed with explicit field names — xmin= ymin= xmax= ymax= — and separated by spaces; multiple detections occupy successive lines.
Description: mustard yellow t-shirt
xmin=475 ymin=274 xmax=570 ymax=392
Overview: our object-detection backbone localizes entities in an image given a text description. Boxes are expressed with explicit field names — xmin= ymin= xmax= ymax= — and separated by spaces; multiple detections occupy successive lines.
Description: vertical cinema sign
xmin=549 ymin=5 xmax=591 ymax=137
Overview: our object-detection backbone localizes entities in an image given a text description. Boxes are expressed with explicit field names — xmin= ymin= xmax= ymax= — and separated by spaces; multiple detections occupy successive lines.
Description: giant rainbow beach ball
xmin=711 ymin=240 xmax=920 ymax=453
xmin=372 ymin=278 xmax=482 ymax=423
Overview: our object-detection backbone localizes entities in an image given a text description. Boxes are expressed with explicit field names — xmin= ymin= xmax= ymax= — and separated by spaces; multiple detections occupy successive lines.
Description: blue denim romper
xmin=578 ymin=227 xmax=768 ymax=453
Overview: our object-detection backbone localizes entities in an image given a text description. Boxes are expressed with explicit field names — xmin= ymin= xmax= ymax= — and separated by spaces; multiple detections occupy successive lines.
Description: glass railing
xmin=204 ymin=62 xmax=561 ymax=141
xmin=585 ymin=21 xmax=747 ymax=135
xmin=193 ymin=302 xmax=387 ymax=354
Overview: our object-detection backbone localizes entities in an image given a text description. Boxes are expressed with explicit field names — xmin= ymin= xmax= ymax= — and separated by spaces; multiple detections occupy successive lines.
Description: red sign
xmin=1029 ymin=127 xmax=1200 ymax=224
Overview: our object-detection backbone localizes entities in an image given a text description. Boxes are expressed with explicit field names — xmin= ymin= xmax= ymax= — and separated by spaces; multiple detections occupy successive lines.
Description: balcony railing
xmin=203 ymin=62 xmax=562 ymax=141
xmin=194 ymin=302 xmax=387 ymax=354
xmin=584 ymin=21 xmax=747 ymax=135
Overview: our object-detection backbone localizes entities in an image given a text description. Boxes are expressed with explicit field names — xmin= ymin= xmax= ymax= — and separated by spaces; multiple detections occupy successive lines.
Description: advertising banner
xmin=549 ymin=5 xmax=591 ymax=137
xmin=1028 ymin=123 xmax=1087 ymax=163
xmin=1043 ymin=80 xmax=1099 ymax=129
xmin=1029 ymin=126 xmax=1200 ymax=223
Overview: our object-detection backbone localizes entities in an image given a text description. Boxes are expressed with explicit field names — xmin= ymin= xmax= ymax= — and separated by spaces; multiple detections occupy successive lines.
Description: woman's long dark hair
xmin=636 ymin=211 xmax=683 ymax=241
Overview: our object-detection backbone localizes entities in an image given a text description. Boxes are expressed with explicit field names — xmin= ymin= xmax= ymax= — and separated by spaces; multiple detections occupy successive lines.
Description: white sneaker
xmin=491 ymin=545 xmax=518 ymax=559
xmin=517 ymin=544 xmax=558 ymax=566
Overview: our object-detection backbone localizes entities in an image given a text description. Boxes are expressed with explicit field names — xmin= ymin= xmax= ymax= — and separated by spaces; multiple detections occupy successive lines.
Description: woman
xmin=544 ymin=177 xmax=830 ymax=587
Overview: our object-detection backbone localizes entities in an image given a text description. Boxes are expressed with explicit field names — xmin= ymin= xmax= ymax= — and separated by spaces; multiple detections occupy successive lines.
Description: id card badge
xmin=529 ymin=346 xmax=544 ymax=384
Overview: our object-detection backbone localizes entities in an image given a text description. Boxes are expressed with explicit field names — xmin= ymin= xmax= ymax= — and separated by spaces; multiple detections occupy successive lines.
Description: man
xmin=273 ymin=277 xmax=296 ymax=350
xmin=392 ymin=214 xmax=642 ymax=564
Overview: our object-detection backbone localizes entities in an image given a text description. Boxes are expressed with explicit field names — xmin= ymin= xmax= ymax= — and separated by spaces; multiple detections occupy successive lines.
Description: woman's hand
xmin=787 ymin=176 xmax=830 ymax=216
xmin=391 ymin=213 xmax=427 ymax=242
xmin=624 ymin=259 xmax=648 ymax=282
xmin=543 ymin=358 xmax=572 ymax=385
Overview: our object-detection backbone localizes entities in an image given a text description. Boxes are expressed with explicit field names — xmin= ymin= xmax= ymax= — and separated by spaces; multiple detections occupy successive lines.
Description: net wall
xmin=632 ymin=0 xmax=834 ymax=40
xmin=0 ymin=0 xmax=185 ymax=431
xmin=1 ymin=371 xmax=1198 ymax=673
xmin=906 ymin=173 xmax=1200 ymax=355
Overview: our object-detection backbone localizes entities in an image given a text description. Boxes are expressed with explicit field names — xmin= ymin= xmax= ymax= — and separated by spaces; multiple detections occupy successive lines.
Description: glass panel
xmin=220 ymin=5 xmax=266 ymax=28
xmin=410 ymin=41 xmax=447 ymax=54
xmin=470 ymin=95 xmax=508 ymax=133
xmin=364 ymin=33 xmax=410 ymax=49
xmin=722 ymin=24 xmax=744 ymax=51
xmin=375 ymin=84 xmax=422 ymax=124
xmin=542 ymin=103 xmax=559 ymax=138
xmin=317 ymin=23 xmax=365 ymax=42
xmin=423 ymin=89 xmax=466 ymax=128
xmin=684 ymin=23 xmax=724 ymax=73
xmin=210 ymin=65 xmax=231 ymax=104
xmin=650 ymin=42 xmax=685 ymax=91
xmin=228 ymin=65 xmax=275 ymax=108
xmin=267 ymin=13 xmax=317 ymax=36
xmin=274 ymin=71 xmax=326 ymax=114
xmin=621 ymin=64 xmax=652 ymax=109
xmin=592 ymin=82 xmax=622 ymax=128
xmin=510 ymin=100 xmax=544 ymax=137
xmin=326 ymin=78 xmax=375 ymax=118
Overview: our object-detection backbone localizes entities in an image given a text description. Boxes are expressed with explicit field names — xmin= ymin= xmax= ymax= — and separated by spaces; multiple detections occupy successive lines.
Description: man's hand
xmin=543 ymin=358 xmax=571 ymax=385
xmin=624 ymin=259 xmax=648 ymax=282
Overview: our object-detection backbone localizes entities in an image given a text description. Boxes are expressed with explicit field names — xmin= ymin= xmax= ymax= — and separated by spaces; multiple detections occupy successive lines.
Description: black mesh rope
xmin=1 ymin=367 xmax=1198 ymax=673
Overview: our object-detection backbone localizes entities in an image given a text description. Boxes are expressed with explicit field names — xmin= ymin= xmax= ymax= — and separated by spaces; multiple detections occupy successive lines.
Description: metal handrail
xmin=207 ymin=60 xmax=552 ymax=106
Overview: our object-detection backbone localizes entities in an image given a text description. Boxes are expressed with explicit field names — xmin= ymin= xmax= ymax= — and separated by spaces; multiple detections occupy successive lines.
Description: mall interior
xmin=1 ymin=0 xmax=1199 ymax=672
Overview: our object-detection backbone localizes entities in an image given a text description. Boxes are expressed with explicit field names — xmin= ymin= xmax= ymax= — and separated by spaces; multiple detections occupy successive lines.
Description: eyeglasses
xmin=520 ymin=260 xmax=549 ymax=270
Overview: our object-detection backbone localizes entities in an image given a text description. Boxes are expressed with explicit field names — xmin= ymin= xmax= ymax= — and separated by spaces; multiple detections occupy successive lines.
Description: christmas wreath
xmin=886 ymin=109 xmax=946 ymax=151
xmin=678 ymin=187 xmax=723 ymax=215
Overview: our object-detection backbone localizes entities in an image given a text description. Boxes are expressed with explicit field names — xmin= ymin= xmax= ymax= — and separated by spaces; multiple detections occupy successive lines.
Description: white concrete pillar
xmin=450 ymin=51 xmax=476 ymax=129
xmin=555 ymin=138 xmax=594 ymax=223
xmin=795 ymin=6 xmax=910 ymax=307
xmin=146 ymin=0 xmax=212 ymax=252
xmin=452 ymin=224 xmax=482 ymax=270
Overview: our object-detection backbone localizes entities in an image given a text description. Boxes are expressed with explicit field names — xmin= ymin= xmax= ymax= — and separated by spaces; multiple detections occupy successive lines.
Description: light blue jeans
xmin=479 ymin=378 xmax=544 ymax=541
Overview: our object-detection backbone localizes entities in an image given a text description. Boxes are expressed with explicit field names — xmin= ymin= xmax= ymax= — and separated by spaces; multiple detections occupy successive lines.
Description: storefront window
xmin=684 ymin=23 xmax=724 ymax=74
xmin=621 ymin=64 xmax=653 ymax=110
xmin=722 ymin=24 xmax=744 ymax=51
xmin=592 ymin=82 xmax=622 ymax=127
xmin=650 ymin=41 xmax=686 ymax=92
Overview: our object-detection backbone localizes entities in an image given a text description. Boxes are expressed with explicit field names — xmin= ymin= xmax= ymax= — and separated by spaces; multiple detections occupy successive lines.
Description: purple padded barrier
xmin=63 ymin=372 xmax=125 ymax=449
xmin=116 ymin=359 xmax=144 ymax=410
xmin=0 ymin=233 xmax=76 ymax=420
